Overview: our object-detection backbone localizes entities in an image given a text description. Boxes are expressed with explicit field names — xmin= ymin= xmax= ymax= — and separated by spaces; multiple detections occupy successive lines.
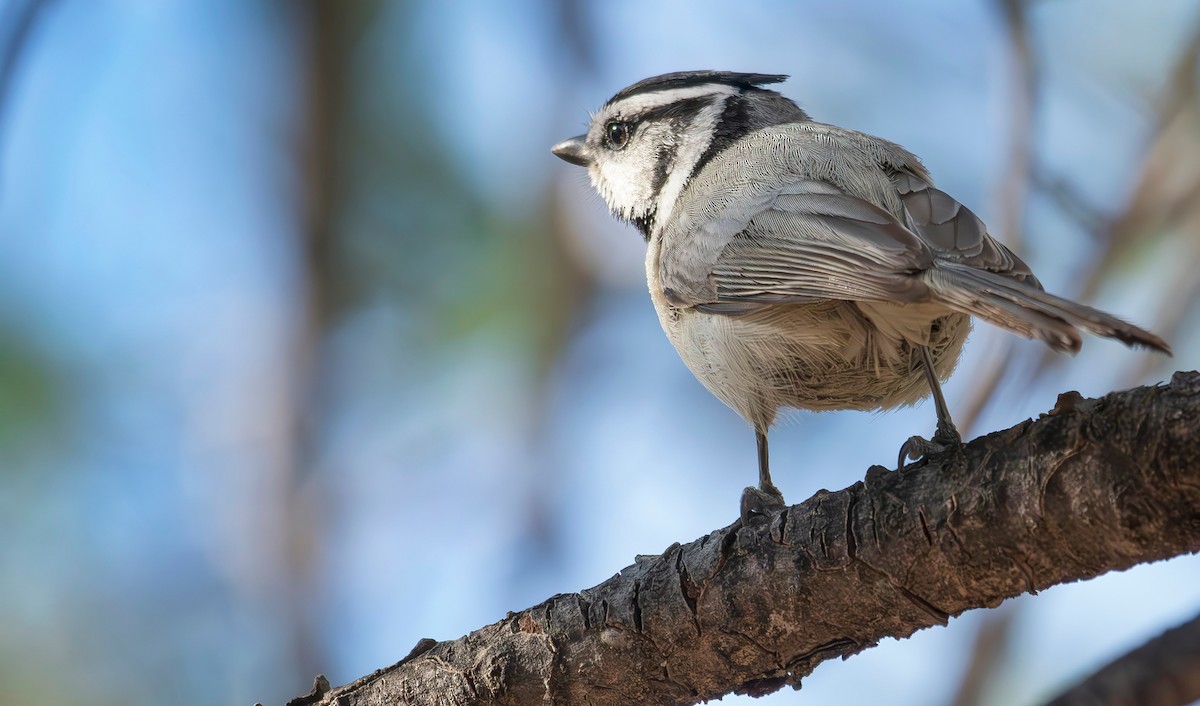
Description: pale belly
xmin=656 ymin=298 xmax=971 ymax=429
xmin=643 ymin=232 xmax=971 ymax=429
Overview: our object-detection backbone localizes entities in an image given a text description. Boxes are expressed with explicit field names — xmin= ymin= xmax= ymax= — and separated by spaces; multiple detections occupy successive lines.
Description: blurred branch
xmin=302 ymin=1 xmax=341 ymax=335
xmin=1123 ymin=271 xmax=1200 ymax=386
xmin=1031 ymin=166 xmax=1108 ymax=238
xmin=1046 ymin=611 xmax=1200 ymax=706
xmin=947 ymin=606 xmax=1018 ymax=706
xmin=1027 ymin=20 xmax=1200 ymax=388
xmin=508 ymin=0 xmax=603 ymax=569
xmin=1077 ymin=21 xmax=1200 ymax=304
xmin=994 ymin=0 xmax=1035 ymax=255
xmin=551 ymin=0 xmax=597 ymax=76
xmin=954 ymin=0 xmax=1038 ymax=435
xmin=274 ymin=0 xmax=364 ymax=682
xmin=0 ymin=0 xmax=53 ymax=165
xmin=294 ymin=372 xmax=1200 ymax=706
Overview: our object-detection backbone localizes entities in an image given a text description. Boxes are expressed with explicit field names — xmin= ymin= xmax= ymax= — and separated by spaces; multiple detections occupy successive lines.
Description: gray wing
xmin=656 ymin=162 xmax=1171 ymax=355
xmin=702 ymin=185 xmax=935 ymax=307
xmin=891 ymin=169 xmax=1041 ymax=288
xmin=664 ymin=173 xmax=1040 ymax=313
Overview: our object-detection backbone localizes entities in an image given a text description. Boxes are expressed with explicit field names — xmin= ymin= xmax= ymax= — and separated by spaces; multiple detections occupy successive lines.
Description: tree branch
xmin=1046 ymin=612 xmax=1200 ymax=706
xmin=297 ymin=371 xmax=1200 ymax=706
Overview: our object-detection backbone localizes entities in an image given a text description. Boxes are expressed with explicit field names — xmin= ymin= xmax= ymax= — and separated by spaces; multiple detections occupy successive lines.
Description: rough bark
xmin=296 ymin=371 xmax=1200 ymax=706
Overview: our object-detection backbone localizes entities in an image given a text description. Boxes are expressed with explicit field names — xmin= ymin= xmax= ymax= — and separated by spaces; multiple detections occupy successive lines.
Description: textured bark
xmin=299 ymin=371 xmax=1200 ymax=706
xmin=1046 ymin=612 xmax=1200 ymax=706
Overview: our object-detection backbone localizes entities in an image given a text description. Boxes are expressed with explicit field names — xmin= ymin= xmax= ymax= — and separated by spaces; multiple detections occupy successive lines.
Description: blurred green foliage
xmin=0 ymin=322 xmax=59 ymax=469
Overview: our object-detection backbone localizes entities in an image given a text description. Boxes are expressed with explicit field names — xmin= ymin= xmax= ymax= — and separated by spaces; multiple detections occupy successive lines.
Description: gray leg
xmin=898 ymin=346 xmax=964 ymax=468
xmin=741 ymin=427 xmax=786 ymax=523
xmin=757 ymin=428 xmax=781 ymax=494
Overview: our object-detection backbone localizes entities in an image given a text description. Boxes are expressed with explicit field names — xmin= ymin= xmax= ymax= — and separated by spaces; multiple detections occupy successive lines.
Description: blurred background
xmin=0 ymin=1 xmax=1198 ymax=704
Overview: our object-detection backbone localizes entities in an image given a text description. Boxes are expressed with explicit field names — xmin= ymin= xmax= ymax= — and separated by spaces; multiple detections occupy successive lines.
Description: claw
xmin=740 ymin=484 xmax=786 ymax=524
xmin=897 ymin=426 xmax=964 ymax=469
xmin=899 ymin=345 xmax=965 ymax=469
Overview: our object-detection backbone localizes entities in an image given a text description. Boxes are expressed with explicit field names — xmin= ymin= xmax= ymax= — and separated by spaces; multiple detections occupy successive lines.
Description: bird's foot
xmin=897 ymin=422 xmax=963 ymax=470
xmin=740 ymin=482 xmax=786 ymax=524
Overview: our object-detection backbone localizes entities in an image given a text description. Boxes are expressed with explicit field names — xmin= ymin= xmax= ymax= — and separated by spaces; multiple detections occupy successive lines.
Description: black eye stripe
xmin=602 ymin=94 xmax=718 ymax=141
xmin=631 ymin=95 xmax=715 ymax=125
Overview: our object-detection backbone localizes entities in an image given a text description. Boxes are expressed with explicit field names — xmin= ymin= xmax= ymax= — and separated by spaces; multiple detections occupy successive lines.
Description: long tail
xmin=924 ymin=262 xmax=1172 ymax=355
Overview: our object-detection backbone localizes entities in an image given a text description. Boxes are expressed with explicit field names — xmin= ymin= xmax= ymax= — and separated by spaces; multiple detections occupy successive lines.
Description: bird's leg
xmin=897 ymin=345 xmax=964 ymax=468
xmin=921 ymin=345 xmax=961 ymax=445
xmin=740 ymin=427 xmax=786 ymax=523
xmin=757 ymin=428 xmax=781 ymax=494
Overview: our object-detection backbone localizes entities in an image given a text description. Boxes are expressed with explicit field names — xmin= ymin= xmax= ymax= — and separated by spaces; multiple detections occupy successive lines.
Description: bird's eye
xmin=605 ymin=121 xmax=631 ymax=150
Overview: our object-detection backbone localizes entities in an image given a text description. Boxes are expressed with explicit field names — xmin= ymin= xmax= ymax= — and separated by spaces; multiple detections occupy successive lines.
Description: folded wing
xmin=663 ymin=171 xmax=1169 ymax=354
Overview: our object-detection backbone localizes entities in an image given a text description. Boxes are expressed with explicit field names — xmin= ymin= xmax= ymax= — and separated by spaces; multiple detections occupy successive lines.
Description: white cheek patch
xmin=590 ymin=147 xmax=667 ymax=222
xmin=591 ymin=162 xmax=647 ymax=220
xmin=590 ymin=123 xmax=675 ymax=221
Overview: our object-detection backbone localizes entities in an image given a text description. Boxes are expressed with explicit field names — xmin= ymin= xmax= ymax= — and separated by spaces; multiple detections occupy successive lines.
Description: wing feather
xmin=708 ymin=194 xmax=934 ymax=304
xmin=893 ymin=169 xmax=1040 ymax=287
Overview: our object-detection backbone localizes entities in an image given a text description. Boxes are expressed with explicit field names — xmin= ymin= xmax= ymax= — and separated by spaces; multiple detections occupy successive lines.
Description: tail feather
xmin=925 ymin=263 xmax=1171 ymax=355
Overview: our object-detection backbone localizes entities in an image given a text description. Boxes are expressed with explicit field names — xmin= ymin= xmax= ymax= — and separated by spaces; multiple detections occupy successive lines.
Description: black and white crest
xmin=603 ymin=71 xmax=789 ymax=108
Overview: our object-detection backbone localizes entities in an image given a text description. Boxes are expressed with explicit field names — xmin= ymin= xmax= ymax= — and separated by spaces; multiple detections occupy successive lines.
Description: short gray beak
xmin=551 ymin=136 xmax=590 ymax=167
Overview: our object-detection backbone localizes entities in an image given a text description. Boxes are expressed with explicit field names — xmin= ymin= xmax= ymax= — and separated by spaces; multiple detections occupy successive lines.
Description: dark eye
xmin=605 ymin=121 xmax=631 ymax=149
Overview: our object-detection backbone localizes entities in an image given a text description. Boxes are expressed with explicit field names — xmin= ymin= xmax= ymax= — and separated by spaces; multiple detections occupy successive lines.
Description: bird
xmin=550 ymin=71 xmax=1170 ymax=523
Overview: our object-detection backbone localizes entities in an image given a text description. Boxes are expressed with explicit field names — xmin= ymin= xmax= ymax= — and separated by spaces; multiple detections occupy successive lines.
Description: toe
xmin=740 ymin=485 xmax=786 ymax=524
xmin=897 ymin=435 xmax=943 ymax=469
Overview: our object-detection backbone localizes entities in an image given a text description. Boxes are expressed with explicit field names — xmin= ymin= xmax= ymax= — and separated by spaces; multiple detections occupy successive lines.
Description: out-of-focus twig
xmin=1124 ymin=263 xmax=1200 ymax=385
xmin=280 ymin=0 xmax=381 ymax=683
xmin=1045 ymin=611 xmax=1200 ymax=706
xmin=1028 ymin=21 xmax=1200 ymax=386
xmin=1077 ymin=23 xmax=1200 ymax=304
xmin=510 ymin=0 xmax=603 ymax=568
xmin=954 ymin=0 xmax=1038 ymax=436
xmin=1030 ymin=166 xmax=1108 ymax=238
xmin=994 ymin=0 xmax=1035 ymax=258
xmin=0 ymin=0 xmax=54 ymax=170
xmin=947 ymin=606 xmax=1019 ymax=706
